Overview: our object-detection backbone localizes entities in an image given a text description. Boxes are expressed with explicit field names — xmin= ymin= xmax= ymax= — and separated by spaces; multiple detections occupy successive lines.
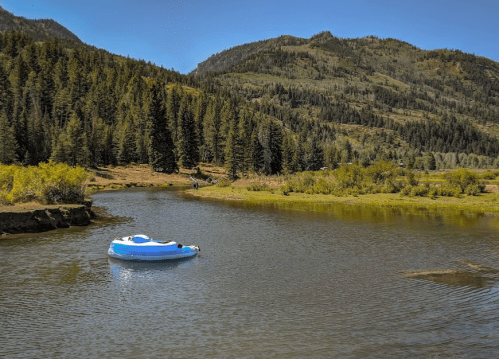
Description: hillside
xmin=0 ymin=6 xmax=81 ymax=43
xmin=1 ymin=4 xmax=499 ymax=177
xmin=192 ymin=31 xmax=499 ymax=169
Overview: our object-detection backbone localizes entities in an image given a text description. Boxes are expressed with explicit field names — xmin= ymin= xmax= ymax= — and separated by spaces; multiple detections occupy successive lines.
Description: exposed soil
xmin=86 ymin=163 xmax=226 ymax=189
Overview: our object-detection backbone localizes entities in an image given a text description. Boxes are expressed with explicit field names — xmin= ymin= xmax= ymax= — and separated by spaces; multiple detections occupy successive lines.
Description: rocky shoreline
xmin=0 ymin=200 xmax=94 ymax=235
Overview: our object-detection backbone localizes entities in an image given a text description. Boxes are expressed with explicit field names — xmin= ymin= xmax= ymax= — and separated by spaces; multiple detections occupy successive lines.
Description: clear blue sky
xmin=1 ymin=0 xmax=498 ymax=74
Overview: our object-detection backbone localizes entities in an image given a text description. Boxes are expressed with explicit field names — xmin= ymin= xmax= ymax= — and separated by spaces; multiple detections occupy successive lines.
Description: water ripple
xmin=2 ymin=188 xmax=499 ymax=358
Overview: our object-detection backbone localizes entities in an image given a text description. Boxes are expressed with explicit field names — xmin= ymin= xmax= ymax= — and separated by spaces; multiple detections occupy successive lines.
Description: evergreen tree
xmin=282 ymin=133 xmax=296 ymax=173
xmin=116 ymin=115 xmax=136 ymax=165
xmin=203 ymin=100 xmax=223 ymax=164
xmin=305 ymin=134 xmax=324 ymax=171
xmin=251 ymin=127 xmax=264 ymax=173
xmin=238 ymin=108 xmax=253 ymax=175
xmin=177 ymin=93 xmax=199 ymax=169
xmin=50 ymin=126 xmax=67 ymax=164
xmin=259 ymin=120 xmax=283 ymax=175
xmin=0 ymin=111 xmax=18 ymax=164
xmin=148 ymin=82 xmax=177 ymax=173
xmin=292 ymin=133 xmax=306 ymax=172
xmin=224 ymin=121 xmax=240 ymax=180
xmin=0 ymin=64 xmax=12 ymax=115
xmin=166 ymin=84 xmax=182 ymax=149
xmin=65 ymin=112 xmax=89 ymax=166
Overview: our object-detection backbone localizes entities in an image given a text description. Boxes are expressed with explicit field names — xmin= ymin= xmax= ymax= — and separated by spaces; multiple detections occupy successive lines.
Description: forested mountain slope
xmin=0 ymin=6 xmax=81 ymax=43
xmin=1 ymin=9 xmax=499 ymax=176
xmin=0 ymin=29 xmax=289 ymax=178
xmin=193 ymin=31 xmax=499 ymax=169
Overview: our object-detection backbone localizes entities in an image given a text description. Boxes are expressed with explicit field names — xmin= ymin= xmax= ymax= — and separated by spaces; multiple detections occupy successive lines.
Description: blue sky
xmin=1 ymin=0 xmax=498 ymax=74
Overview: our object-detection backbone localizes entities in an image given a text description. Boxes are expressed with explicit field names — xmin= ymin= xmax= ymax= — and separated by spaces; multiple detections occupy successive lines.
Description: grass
xmin=189 ymin=181 xmax=499 ymax=215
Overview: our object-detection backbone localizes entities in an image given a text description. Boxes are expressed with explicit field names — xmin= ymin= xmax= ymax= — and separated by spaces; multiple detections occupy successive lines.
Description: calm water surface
xmin=1 ymin=188 xmax=499 ymax=358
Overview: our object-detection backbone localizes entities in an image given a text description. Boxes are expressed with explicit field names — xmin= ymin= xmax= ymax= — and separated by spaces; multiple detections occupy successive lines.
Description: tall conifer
xmin=148 ymin=82 xmax=177 ymax=173
xmin=0 ymin=111 xmax=18 ymax=164
xmin=177 ymin=93 xmax=199 ymax=169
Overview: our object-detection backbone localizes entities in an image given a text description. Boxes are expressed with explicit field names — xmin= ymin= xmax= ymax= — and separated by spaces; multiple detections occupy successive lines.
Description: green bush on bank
xmin=246 ymin=182 xmax=273 ymax=192
xmin=281 ymin=161 xmax=405 ymax=196
xmin=0 ymin=162 xmax=88 ymax=205
xmin=279 ymin=162 xmax=487 ymax=198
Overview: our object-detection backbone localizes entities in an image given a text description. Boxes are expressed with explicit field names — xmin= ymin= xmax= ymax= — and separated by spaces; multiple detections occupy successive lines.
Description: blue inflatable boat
xmin=108 ymin=234 xmax=200 ymax=261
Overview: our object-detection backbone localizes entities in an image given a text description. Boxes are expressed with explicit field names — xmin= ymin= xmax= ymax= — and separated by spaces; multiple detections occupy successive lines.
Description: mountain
xmin=0 ymin=6 xmax=81 ymax=43
xmin=191 ymin=31 xmax=499 ymax=168
xmin=2 ymin=2 xmax=499 ymax=173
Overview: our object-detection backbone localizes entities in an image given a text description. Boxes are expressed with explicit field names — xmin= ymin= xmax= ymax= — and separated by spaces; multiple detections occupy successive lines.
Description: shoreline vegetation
xmin=1 ymin=162 xmax=499 ymax=235
xmin=187 ymin=163 xmax=499 ymax=216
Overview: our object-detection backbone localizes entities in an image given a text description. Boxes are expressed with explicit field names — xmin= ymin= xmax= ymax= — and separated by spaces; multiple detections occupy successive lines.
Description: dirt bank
xmin=86 ymin=164 xmax=226 ymax=190
xmin=0 ymin=201 xmax=93 ymax=235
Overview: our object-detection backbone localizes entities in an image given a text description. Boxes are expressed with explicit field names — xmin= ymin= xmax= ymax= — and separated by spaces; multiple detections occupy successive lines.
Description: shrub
xmin=246 ymin=182 xmax=271 ymax=191
xmin=481 ymin=170 xmax=499 ymax=180
xmin=400 ymin=185 xmax=412 ymax=196
xmin=409 ymin=185 xmax=429 ymax=197
xmin=216 ymin=177 xmax=232 ymax=187
xmin=465 ymin=184 xmax=481 ymax=196
xmin=444 ymin=168 xmax=483 ymax=194
xmin=0 ymin=162 xmax=88 ymax=205
xmin=334 ymin=164 xmax=365 ymax=189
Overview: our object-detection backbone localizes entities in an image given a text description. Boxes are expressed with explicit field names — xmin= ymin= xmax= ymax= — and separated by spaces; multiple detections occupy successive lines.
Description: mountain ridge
xmin=0 ymin=6 xmax=81 ymax=43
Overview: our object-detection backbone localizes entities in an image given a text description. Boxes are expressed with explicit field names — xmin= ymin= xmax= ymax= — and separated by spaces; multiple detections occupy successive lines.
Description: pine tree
xmin=251 ymin=127 xmax=264 ymax=173
xmin=305 ymin=135 xmax=324 ymax=171
xmin=260 ymin=120 xmax=283 ymax=175
xmin=116 ymin=115 xmax=136 ymax=165
xmin=238 ymin=108 xmax=253 ymax=175
xmin=0 ymin=64 xmax=12 ymax=115
xmin=177 ymin=93 xmax=199 ymax=169
xmin=50 ymin=126 xmax=67 ymax=164
xmin=166 ymin=84 xmax=182 ymax=149
xmin=282 ymin=133 xmax=296 ymax=174
xmin=203 ymin=100 xmax=223 ymax=164
xmin=0 ymin=111 xmax=18 ymax=164
xmin=148 ymin=82 xmax=177 ymax=173
xmin=65 ymin=112 xmax=88 ymax=166
xmin=224 ymin=121 xmax=240 ymax=180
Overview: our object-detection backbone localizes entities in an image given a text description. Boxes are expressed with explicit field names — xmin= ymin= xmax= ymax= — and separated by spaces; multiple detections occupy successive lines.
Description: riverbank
xmin=0 ymin=164 xmax=223 ymax=236
xmin=85 ymin=163 xmax=223 ymax=191
xmin=86 ymin=164 xmax=499 ymax=215
xmin=187 ymin=180 xmax=499 ymax=215
xmin=0 ymin=201 xmax=93 ymax=235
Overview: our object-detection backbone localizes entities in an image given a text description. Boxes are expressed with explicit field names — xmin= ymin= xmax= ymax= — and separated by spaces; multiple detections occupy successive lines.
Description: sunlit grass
xmin=191 ymin=185 xmax=499 ymax=215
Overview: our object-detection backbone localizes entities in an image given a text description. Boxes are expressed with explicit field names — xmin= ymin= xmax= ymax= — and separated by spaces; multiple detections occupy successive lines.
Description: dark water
xmin=1 ymin=188 xmax=499 ymax=358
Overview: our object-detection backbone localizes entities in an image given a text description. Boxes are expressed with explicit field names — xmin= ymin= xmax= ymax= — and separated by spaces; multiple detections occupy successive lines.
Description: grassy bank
xmin=187 ymin=175 xmax=499 ymax=215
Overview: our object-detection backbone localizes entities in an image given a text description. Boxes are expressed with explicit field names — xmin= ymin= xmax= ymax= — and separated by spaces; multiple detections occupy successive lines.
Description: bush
xmin=481 ymin=170 xmax=499 ymax=180
xmin=465 ymin=184 xmax=481 ymax=196
xmin=216 ymin=177 xmax=232 ymax=187
xmin=444 ymin=168 xmax=483 ymax=194
xmin=400 ymin=185 xmax=412 ymax=196
xmin=409 ymin=185 xmax=429 ymax=197
xmin=0 ymin=162 xmax=88 ymax=205
xmin=246 ymin=182 xmax=271 ymax=191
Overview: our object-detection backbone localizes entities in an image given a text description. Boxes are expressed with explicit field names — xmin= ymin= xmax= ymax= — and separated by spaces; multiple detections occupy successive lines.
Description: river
xmin=1 ymin=187 xmax=499 ymax=358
